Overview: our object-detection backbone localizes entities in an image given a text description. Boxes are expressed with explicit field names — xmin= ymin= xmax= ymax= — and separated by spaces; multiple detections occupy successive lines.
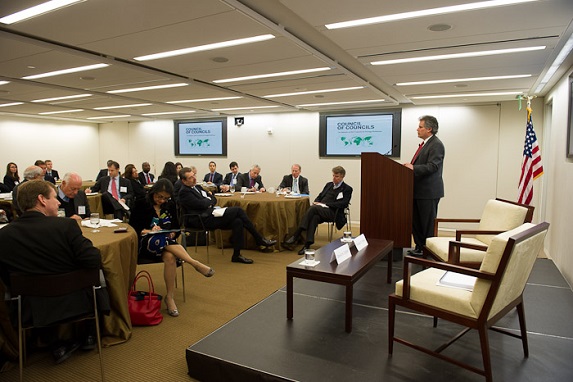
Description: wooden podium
xmin=360 ymin=152 xmax=413 ymax=248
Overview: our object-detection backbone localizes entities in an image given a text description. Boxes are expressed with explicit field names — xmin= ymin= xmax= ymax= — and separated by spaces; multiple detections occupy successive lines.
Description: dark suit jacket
xmin=235 ymin=172 xmax=264 ymax=190
xmin=222 ymin=172 xmax=241 ymax=185
xmin=279 ymin=175 xmax=309 ymax=194
xmin=203 ymin=172 xmax=223 ymax=186
xmin=91 ymin=176 xmax=133 ymax=201
xmin=11 ymin=180 xmax=27 ymax=216
xmin=127 ymin=178 xmax=147 ymax=201
xmin=0 ymin=211 xmax=101 ymax=326
xmin=44 ymin=174 xmax=55 ymax=184
xmin=179 ymin=184 xmax=216 ymax=219
xmin=96 ymin=168 xmax=108 ymax=181
xmin=47 ymin=170 xmax=60 ymax=181
xmin=3 ymin=175 xmax=19 ymax=191
xmin=57 ymin=188 xmax=91 ymax=219
xmin=315 ymin=182 xmax=353 ymax=230
xmin=0 ymin=182 xmax=9 ymax=193
xmin=412 ymin=135 xmax=445 ymax=200
xmin=138 ymin=171 xmax=155 ymax=185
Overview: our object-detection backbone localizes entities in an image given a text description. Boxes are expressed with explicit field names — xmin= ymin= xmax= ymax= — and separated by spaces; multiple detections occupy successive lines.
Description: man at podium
xmin=282 ymin=166 xmax=352 ymax=255
xmin=403 ymin=115 xmax=445 ymax=256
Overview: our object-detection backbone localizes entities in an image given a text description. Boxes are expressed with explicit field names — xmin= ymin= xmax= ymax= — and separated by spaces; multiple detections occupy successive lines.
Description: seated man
xmin=35 ymin=159 xmax=55 ymax=184
xmin=12 ymin=165 xmax=44 ymax=216
xmin=279 ymin=164 xmax=309 ymax=194
xmin=87 ymin=161 xmax=132 ymax=219
xmin=45 ymin=159 xmax=60 ymax=181
xmin=282 ymin=166 xmax=352 ymax=255
xmin=138 ymin=161 xmax=155 ymax=185
xmin=57 ymin=172 xmax=91 ymax=220
xmin=219 ymin=161 xmax=240 ymax=192
xmin=0 ymin=180 xmax=104 ymax=363
xmin=203 ymin=161 xmax=223 ymax=189
xmin=235 ymin=164 xmax=266 ymax=192
xmin=178 ymin=168 xmax=276 ymax=264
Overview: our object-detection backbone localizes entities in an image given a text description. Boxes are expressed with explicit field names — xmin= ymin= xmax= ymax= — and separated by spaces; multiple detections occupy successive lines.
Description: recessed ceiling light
xmin=0 ymin=0 xmax=86 ymax=24
xmin=297 ymin=99 xmax=385 ymax=107
xmin=107 ymin=83 xmax=188 ymax=94
xmin=142 ymin=111 xmax=196 ymax=116
xmin=22 ymin=63 xmax=108 ymax=79
xmin=87 ymin=115 xmax=131 ymax=120
xmin=32 ymin=94 xmax=92 ymax=102
xmin=81 ymin=76 xmax=95 ymax=81
xmin=214 ymin=67 xmax=331 ymax=84
xmin=264 ymin=86 xmax=363 ymax=98
xmin=167 ymin=96 xmax=242 ymax=104
xmin=428 ymin=24 xmax=452 ymax=32
xmin=0 ymin=102 xmax=24 ymax=108
xmin=325 ymin=0 xmax=539 ymax=29
xmin=39 ymin=109 xmax=84 ymax=115
xmin=395 ymin=74 xmax=532 ymax=86
xmin=134 ymin=34 xmax=275 ymax=61
xmin=211 ymin=106 xmax=279 ymax=112
xmin=94 ymin=103 xmax=152 ymax=110
xmin=371 ymin=46 xmax=545 ymax=66
xmin=410 ymin=91 xmax=523 ymax=99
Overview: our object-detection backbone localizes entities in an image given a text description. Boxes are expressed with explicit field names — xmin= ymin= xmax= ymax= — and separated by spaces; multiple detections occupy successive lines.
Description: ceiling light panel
xmin=0 ymin=0 xmax=86 ymax=24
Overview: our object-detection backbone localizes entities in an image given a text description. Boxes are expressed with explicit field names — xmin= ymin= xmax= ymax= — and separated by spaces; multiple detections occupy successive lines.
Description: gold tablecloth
xmin=215 ymin=193 xmax=310 ymax=249
xmin=87 ymin=194 xmax=104 ymax=216
xmin=0 ymin=221 xmax=138 ymax=359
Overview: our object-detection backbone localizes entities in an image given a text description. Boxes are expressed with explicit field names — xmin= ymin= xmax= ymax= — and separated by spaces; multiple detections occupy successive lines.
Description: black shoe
xmin=298 ymin=246 xmax=310 ymax=256
xmin=406 ymin=248 xmax=423 ymax=257
xmin=232 ymin=255 xmax=254 ymax=264
xmin=81 ymin=335 xmax=96 ymax=351
xmin=283 ymin=235 xmax=298 ymax=246
xmin=259 ymin=238 xmax=277 ymax=247
xmin=53 ymin=341 xmax=80 ymax=364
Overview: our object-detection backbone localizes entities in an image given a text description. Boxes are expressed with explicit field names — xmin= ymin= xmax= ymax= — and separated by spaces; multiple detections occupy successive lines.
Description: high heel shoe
xmin=197 ymin=266 xmax=215 ymax=277
xmin=165 ymin=298 xmax=179 ymax=317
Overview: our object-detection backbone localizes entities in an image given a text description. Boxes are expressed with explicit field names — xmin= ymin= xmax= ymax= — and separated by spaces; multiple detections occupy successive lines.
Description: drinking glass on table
xmin=90 ymin=213 xmax=100 ymax=227
xmin=229 ymin=184 xmax=235 ymax=194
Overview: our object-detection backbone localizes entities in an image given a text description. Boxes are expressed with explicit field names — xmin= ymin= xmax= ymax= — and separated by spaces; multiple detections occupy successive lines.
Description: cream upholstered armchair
xmin=425 ymin=198 xmax=534 ymax=268
xmin=388 ymin=222 xmax=549 ymax=382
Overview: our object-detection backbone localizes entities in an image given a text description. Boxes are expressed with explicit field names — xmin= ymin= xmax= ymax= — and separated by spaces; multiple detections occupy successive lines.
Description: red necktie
xmin=111 ymin=177 xmax=119 ymax=200
xmin=410 ymin=142 xmax=424 ymax=164
xmin=146 ymin=173 xmax=150 ymax=184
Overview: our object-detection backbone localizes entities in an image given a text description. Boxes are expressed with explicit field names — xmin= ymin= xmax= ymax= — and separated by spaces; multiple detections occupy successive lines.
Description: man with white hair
xmin=235 ymin=164 xmax=266 ymax=192
xmin=11 ymin=165 xmax=43 ymax=216
xmin=57 ymin=172 xmax=91 ymax=220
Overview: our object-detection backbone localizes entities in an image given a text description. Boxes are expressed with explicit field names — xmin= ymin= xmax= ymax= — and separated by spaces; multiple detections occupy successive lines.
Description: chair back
xmin=10 ymin=268 xmax=100 ymax=297
xmin=475 ymin=199 xmax=534 ymax=245
xmin=469 ymin=222 xmax=549 ymax=319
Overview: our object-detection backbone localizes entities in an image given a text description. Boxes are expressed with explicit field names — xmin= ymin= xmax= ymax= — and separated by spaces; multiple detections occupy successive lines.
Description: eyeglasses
xmin=154 ymin=194 xmax=170 ymax=201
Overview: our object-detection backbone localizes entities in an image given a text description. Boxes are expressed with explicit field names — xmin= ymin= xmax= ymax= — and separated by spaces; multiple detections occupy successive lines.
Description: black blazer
xmin=44 ymin=174 xmax=55 ymax=184
xmin=138 ymin=171 xmax=155 ymax=185
xmin=129 ymin=198 xmax=180 ymax=240
xmin=412 ymin=135 xmax=445 ymax=200
xmin=57 ymin=188 xmax=91 ymax=219
xmin=91 ymin=176 xmax=133 ymax=201
xmin=127 ymin=178 xmax=147 ymax=201
xmin=179 ymin=184 xmax=217 ymax=219
xmin=235 ymin=172 xmax=264 ymax=190
xmin=203 ymin=172 xmax=223 ymax=186
xmin=279 ymin=175 xmax=309 ymax=194
xmin=95 ymin=168 xmax=108 ymax=181
xmin=222 ymin=172 xmax=241 ymax=185
xmin=315 ymin=182 xmax=353 ymax=230
xmin=3 ymin=175 xmax=19 ymax=191
xmin=0 ymin=211 xmax=101 ymax=326
xmin=47 ymin=170 xmax=60 ymax=181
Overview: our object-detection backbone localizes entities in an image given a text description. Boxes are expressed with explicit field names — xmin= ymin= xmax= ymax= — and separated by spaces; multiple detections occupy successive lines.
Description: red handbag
xmin=128 ymin=270 xmax=163 ymax=326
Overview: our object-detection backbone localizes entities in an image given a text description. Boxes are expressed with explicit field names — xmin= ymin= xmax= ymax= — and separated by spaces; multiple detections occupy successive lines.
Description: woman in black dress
xmin=129 ymin=179 xmax=214 ymax=317
xmin=124 ymin=163 xmax=147 ymax=202
xmin=3 ymin=162 xmax=20 ymax=191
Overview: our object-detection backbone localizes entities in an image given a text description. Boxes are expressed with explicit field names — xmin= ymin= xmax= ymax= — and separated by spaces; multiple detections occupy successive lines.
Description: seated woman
xmin=124 ymin=163 xmax=147 ymax=202
xmin=129 ymin=179 xmax=214 ymax=317
xmin=158 ymin=161 xmax=178 ymax=184
xmin=3 ymin=162 xmax=20 ymax=191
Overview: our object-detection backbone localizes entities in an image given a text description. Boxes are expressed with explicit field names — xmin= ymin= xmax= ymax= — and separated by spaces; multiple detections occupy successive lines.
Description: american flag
xmin=517 ymin=107 xmax=543 ymax=205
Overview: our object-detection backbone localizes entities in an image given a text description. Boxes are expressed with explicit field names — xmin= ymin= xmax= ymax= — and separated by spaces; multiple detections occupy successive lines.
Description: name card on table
xmin=330 ymin=243 xmax=352 ymax=264
xmin=354 ymin=234 xmax=368 ymax=252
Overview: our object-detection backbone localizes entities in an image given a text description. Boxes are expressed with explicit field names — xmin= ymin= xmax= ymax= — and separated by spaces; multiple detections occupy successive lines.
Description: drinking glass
xmin=285 ymin=187 xmax=292 ymax=195
xmin=90 ymin=213 xmax=100 ymax=227
xmin=343 ymin=231 xmax=352 ymax=242
xmin=229 ymin=185 xmax=235 ymax=193
xmin=304 ymin=249 xmax=315 ymax=262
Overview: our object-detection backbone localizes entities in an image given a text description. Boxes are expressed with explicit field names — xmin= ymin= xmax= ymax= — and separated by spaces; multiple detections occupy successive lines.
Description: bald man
xmin=57 ymin=172 xmax=91 ymax=220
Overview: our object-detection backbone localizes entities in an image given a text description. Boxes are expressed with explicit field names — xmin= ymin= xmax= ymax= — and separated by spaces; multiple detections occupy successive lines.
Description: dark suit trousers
xmin=298 ymin=205 xmax=336 ymax=244
xmin=412 ymin=198 xmax=440 ymax=249
xmin=201 ymin=207 xmax=262 ymax=254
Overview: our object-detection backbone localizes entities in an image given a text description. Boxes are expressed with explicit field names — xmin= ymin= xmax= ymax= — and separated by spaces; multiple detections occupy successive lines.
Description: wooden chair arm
xmin=433 ymin=218 xmax=480 ymax=236
xmin=447 ymin=240 xmax=488 ymax=264
xmin=401 ymin=255 xmax=494 ymax=300
xmin=455 ymin=229 xmax=504 ymax=241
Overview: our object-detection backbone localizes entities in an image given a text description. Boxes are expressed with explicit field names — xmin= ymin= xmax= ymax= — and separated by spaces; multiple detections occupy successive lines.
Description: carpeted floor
xmin=0 ymin=225 xmax=341 ymax=381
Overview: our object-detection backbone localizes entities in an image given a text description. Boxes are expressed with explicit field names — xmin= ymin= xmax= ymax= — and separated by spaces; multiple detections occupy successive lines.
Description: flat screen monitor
xmin=174 ymin=118 xmax=227 ymax=156
xmin=319 ymin=109 xmax=401 ymax=157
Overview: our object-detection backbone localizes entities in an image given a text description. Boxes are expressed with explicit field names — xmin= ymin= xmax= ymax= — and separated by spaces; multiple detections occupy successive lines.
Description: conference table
xmin=214 ymin=192 xmax=310 ymax=250
xmin=0 ymin=219 xmax=138 ymax=360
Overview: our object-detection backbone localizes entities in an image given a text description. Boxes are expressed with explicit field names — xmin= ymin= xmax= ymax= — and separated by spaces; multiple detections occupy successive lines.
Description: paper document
xmin=212 ymin=207 xmax=227 ymax=217
xmin=436 ymin=271 xmax=476 ymax=291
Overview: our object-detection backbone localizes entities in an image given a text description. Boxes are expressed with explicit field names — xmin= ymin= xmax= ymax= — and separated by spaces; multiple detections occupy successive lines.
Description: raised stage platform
xmin=186 ymin=258 xmax=573 ymax=381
